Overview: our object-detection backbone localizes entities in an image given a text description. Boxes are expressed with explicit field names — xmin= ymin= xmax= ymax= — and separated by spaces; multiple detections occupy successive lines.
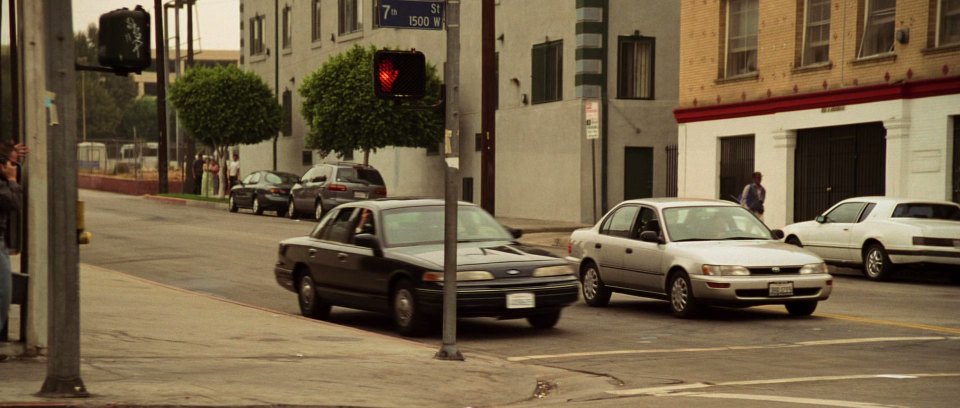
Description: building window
xmin=312 ymin=0 xmax=323 ymax=42
xmin=618 ymin=36 xmax=655 ymax=99
xmin=339 ymin=0 xmax=362 ymax=35
xmin=282 ymin=5 xmax=292 ymax=50
xmin=282 ymin=90 xmax=293 ymax=136
xmin=302 ymin=151 xmax=314 ymax=166
xmin=531 ymin=40 xmax=562 ymax=104
xmin=801 ymin=0 xmax=831 ymax=65
xmin=249 ymin=15 xmax=265 ymax=56
xmin=939 ymin=0 xmax=960 ymax=47
xmin=858 ymin=0 xmax=896 ymax=58
xmin=725 ymin=0 xmax=759 ymax=77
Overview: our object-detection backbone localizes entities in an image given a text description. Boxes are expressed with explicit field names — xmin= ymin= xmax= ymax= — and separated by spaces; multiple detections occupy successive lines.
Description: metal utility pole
xmin=37 ymin=0 xmax=87 ymax=396
xmin=436 ymin=0 xmax=462 ymax=361
xmin=155 ymin=0 xmax=169 ymax=193
xmin=272 ymin=0 xmax=279 ymax=171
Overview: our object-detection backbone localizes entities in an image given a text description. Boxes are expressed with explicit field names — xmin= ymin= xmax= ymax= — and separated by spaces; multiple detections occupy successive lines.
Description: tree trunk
xmin=363 ymin=149 xmax=370 ymax=166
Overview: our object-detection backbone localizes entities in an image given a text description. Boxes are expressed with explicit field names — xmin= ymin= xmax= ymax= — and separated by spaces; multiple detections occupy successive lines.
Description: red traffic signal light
xmin=98 ymin=6 xmax=152 ymax=74
xmin=373 ymin=50 xmax=426 ymax=100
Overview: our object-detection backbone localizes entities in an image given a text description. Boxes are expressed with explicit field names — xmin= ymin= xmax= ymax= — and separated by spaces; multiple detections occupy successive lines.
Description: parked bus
xmin=120 ymin=142 xmax=159 ymax=171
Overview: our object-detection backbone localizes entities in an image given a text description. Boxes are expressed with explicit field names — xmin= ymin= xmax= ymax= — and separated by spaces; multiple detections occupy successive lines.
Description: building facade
xmin=675 ymin=0 xmax=960 ymax=227
xmin=239 ymin=0 xmax=679 ymax=223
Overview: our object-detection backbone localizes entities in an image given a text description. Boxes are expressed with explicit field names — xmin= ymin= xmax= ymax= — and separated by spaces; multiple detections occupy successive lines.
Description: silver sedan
xmin=567 ymin=198 xmax=833 ymax=317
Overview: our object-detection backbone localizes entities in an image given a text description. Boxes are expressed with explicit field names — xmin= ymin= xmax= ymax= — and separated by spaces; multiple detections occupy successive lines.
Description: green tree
xmin=119 ymin=96 xmax=159 ymax=142
xmin=169 ymin=64 xmax=281 ymax=196
xmin=299 ymin=45 xmax=442 ymax=164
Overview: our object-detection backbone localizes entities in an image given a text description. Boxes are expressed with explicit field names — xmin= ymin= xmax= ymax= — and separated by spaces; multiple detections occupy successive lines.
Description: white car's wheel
xmin=864 ymin=244 xmax=893 ymax=281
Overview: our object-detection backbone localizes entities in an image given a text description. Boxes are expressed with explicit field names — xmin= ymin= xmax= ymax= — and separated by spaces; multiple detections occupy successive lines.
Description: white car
xmin=781 ymin=197 xmax=960 ymax=281
xmin=567 ymin=199 xmax=832 ymax=318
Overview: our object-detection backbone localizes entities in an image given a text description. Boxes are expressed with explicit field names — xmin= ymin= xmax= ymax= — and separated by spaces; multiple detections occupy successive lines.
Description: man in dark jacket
xmin=0 ymin=144 xmax=23 ymax=357
xmin=192 ymin=153 xmax=204 ymax=195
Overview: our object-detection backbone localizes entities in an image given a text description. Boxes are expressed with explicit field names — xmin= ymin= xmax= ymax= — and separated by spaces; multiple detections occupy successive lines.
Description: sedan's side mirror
xmin=815 ymin=215 xmax=826 ymax=224
xmin=639 ymin=231 xmax=661 ymax=243
xmin=353 ymin=233 xmax=383 ymax=256
xmin=771 ymin=229 xmax=785 ymax=240
xmin=508 ymin=227 xmax=523 ymax=239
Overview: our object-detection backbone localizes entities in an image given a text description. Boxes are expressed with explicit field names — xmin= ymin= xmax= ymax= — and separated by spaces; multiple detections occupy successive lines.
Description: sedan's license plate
xmin=354 ymin=191 xmax=369 ymax=199
xmin=506 ymin=292 xmax=535 ymax=309
xmin=768 ymin=282 xmax=794 ymax=297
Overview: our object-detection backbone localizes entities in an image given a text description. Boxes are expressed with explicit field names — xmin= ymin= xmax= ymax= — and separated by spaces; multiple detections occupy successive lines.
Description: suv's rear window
xmin=337 ymin=166 xmax=385 ymax=186
xmin=892 ymin=203 xmax=960 ymax=220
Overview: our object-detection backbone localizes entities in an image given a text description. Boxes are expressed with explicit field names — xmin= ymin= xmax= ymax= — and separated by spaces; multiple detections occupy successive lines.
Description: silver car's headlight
xmin=799 ymin=263 xmax=829 ymax=274
xmin=533 ymin=265 xmax=574 ymax=277
xmin=423 ymin=271 xmax=495 ymax=282
xmin=702 ymin=265 xmax=750 ymax=276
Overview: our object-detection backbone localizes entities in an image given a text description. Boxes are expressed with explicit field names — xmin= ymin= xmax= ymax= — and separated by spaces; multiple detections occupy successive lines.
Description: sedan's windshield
xmin=381 ymin=206 xmax=512 ymax=247
xmin=663 ymin=206 xmax=773 ymax=242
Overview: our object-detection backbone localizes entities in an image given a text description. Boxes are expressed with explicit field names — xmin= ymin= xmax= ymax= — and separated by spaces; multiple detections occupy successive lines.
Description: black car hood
xmin=387 ymin=241 xmax=561 ymax=270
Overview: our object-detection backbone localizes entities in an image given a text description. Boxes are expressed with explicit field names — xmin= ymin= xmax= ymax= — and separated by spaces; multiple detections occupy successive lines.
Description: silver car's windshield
xmin=381 ymin=205 xmax=512 ymax=247
xmin=663 ymin=206 xmax=773 ymax=242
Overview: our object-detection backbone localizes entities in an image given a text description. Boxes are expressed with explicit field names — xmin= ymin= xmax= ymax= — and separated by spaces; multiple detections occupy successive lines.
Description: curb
xmin=144 ymin=195 xmax=229 ymax=210
xmin=143 ymin=195 xmax=187 ymax=205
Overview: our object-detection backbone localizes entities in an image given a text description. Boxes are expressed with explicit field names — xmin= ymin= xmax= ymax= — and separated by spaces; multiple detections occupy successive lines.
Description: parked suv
xmin=287 ymin=163 xmax=387 ymax=220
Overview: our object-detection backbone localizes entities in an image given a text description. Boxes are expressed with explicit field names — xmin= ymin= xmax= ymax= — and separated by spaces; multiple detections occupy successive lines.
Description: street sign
xmin=378 ymin=0 xmax=445 ymax=30
xmin=585 ymin=100 xmax=600 ymax=140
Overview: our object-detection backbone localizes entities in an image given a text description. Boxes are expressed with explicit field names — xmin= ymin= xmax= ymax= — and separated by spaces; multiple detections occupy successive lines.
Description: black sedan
xmin=229 ymin=170 xmax=300 ymax=216
xmin=274 ymin=199 xmax=580 ymax=336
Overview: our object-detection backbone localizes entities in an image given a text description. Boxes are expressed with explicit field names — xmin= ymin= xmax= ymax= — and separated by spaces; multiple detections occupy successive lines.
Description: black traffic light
xmin=373 ymin=50 xmax=426 ymax=100
xmin=98 ymin=6 xmax=152 ymax=74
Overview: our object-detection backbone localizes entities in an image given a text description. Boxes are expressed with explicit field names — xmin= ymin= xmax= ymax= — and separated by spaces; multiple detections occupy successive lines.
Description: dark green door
xmin=624 ymin=147 xmax=654 ymax=200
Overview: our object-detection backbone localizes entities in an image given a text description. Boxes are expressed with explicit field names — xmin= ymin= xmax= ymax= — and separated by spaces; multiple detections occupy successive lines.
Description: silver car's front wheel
xmin=669 ymin=273 xmax=700 ymax=318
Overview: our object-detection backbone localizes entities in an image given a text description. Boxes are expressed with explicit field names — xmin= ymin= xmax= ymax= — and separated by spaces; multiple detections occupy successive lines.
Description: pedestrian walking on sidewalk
xmin=739 ymin=171 xmax=766 ymax=221
xmin=228 ymin=153 xmax=240 ymax=188
xmin=200 ymin=156 xmax=211 ymax=198
xmin=192 ymin=153 xmax=204 ymax=195
xmin=0 ymin=142 xmax=25 ymax=357
xmin=210 ymin=159 xmax=221 ymax=197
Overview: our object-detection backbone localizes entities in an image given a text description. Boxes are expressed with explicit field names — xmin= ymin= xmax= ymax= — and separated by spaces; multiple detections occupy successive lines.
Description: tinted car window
xmin=635 ymin=207 xmax=659 ymax=236
xmin=248 ymin=172 xmax=261 ymax=184
xmin=857 ymin=203 xmax=877 ymax=222
xmin=358 ymin=168 xmax=385 ymax=185
xmin=322 ymin=208 xmax=358 ymax=244
xmin=336 ymin=167 xmax=385 ymax=185
xmin=263 ymin=172 xmax=299 ymax=185
xmin=825 ymin=202 xmax=866 ymax=223
xmin=601 ymin=206 xmax=638 ymax=238
xmin=663 ymin=206 xmax=772 ymax=242
xmin=892 ymin=203 xmax=960 ymax=220
xmin=302 ymin=167 xmax=319 ymax=182
xmin=381 ymin=206 xmax=511 ymax=247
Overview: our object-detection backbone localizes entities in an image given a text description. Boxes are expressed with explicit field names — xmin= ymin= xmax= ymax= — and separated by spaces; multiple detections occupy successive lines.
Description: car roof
xmin=837 ymin=196 xmax=960 ymax=206
xmin=617 ymin=198 xmax=741 ymax=209
xmin=344 ymin=198 xmax=476 ymax=211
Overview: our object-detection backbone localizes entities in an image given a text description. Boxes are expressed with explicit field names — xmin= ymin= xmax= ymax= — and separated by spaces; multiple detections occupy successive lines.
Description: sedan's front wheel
xmin=863 ymin=244 xmax=893 ymax=281
xmin=785 ymin=301 xmax=817 ymax=316
xmin=314 ymin=200 xmax=325 ymax=221
xmin=287 ymin=200 xmax=298 ymax=219
xmin=298 ymin=273 xmax=331 ymax=319
xmin=253 ymin=196 xmax=264 ymax=215
xmin=526 ymin=309 xmax=562 ymax=329
xmin=581 ymin=262 xmax=611 ymax=307
xmin=228 ymin=194 xmax=238 ymax=213
xmin=669 ymin=272 xmax=701 ymax=318
xmin=392 ymin=280 xmax=430 ymax=337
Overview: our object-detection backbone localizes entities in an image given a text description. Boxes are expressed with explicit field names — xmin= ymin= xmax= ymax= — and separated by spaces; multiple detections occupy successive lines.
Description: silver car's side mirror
xmin=639 ymin=231 xmax=661 ymax=244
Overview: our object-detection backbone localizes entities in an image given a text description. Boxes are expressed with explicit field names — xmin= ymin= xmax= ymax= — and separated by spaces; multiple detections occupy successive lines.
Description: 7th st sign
xmin=378 ymin=0 xmax=445 ymax=30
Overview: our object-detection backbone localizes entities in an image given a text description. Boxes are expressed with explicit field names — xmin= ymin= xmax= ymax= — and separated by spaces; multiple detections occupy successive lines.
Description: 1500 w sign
xmin=377 ymin=0 xmax=445 ymax=30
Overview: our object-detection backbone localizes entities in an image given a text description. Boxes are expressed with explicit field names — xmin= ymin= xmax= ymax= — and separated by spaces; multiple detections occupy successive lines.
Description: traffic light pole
xmin=435 ymin=0 xmax=462 ymax=361
xmin=37 ymin=0 xmax=88 ymax=396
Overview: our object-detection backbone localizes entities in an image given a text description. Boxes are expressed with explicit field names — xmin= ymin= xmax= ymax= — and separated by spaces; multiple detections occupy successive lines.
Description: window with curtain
xmin=618 ymin=36 xmax=655 ymax=99
xmin=312 ymin=0 xmax=322 ymax=42
xmin=282 ymin=6 xmax=292 ymax=50
xmin=339 ymin=0 xmax=362 ymax=35
xmin=532 ymin=40 xmax=562 ymax=104
xmin=858 ymin=0 xmax=896 ymax=58
xmin=802 ymin=0 xmax=831 ymax=65
xmin=725 ymin=0 xmax=759 ymax=77
xmin=939 ymin=0 xmax=960 ymax=47
xmin=249 ymin=15 xmax=265 ymax=55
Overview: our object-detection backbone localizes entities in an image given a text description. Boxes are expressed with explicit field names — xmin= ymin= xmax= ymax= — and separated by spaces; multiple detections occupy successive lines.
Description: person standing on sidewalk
xmin=192 ymin=153 xmax=204 ymax=195
xmin=739 ymin=171 xmax=766 ymax=221
xmin=210 ymin=159 xmax=221 ymax=197
xmin=0 ymin=142 xmax=25 ymax=361
xmin=228 ymin=153 xmax=240 ymax=188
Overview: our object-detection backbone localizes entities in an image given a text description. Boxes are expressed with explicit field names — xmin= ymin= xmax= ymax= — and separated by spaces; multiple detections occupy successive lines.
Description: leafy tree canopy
xmin=119 ymin=96 xmax=159 ymax=142
xmin=169 ymin=64 xmax=281 ymax=148
xmin=299 ymin=45 xmax=442 ymax=160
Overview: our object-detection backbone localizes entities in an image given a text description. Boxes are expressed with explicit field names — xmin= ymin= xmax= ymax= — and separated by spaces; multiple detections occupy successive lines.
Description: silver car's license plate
xmin=506 ymin=292 xmax=535 ymax=309
xmin=768 ymin=282 xmax=794 ymax=297
xmin=354 ymin=191 xmax=368 ymax=199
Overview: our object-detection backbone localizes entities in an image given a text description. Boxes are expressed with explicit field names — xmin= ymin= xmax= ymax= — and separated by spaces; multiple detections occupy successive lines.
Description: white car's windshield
xmin=382 ymin=206 xmax=513 ymax=247
xmin=663 ymin=206 xmax=773 ymax=242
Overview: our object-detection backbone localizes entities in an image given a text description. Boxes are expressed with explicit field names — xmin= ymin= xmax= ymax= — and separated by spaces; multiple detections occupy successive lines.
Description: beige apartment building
xmin=238 ymin=0 xmax=679 ymax=223
xmin=675 ymin=0 xmax=960 ymax=227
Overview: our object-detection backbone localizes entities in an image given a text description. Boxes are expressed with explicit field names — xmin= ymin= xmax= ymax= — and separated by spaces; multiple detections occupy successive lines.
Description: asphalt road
xmin=80 ymin=189 xmax=960 ymax=407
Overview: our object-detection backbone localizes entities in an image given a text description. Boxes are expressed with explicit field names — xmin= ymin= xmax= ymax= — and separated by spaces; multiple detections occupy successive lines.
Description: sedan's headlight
xmin=533 ymin=265 xmax=574 ymax=277
xmin=799 ymin=263 xmax=829 ymax=274
xmin=423 ymin=271 xmax=495 ymax=282
xmin=702 ymin=265 xmax=750 ymax=276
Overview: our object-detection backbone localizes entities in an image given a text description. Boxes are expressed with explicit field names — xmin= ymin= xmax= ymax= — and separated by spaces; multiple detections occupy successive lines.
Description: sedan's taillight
xmin=327 ymin=184 xmax=348 ymax=192
xmin=375 ymin=187 xmax=387 ymax=196
xmin=269 ymin=188 xmax=288 ymax=195
xmin=567 ymin=241 xmax=572 ymax=254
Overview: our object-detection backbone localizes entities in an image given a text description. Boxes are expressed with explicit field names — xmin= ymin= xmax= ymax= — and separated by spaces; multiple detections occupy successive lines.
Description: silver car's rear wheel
xmin=581 ymin=263 xmax=611 ymax=307
xmin=669 ymin=272 xmax=700 ymax=318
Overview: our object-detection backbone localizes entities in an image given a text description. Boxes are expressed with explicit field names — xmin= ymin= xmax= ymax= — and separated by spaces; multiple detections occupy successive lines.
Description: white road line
xmin=607 ymin=372 xmax=960 ymax=397
xmin=673 ymin=392 xmax=907 ymax=408
xmin=507 ymin=336 xmax=950 ymax=362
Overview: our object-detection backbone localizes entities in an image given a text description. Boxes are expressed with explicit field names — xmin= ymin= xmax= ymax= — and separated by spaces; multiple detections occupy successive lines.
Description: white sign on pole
xmin=585 ymin=100 xmax=600 ymax=140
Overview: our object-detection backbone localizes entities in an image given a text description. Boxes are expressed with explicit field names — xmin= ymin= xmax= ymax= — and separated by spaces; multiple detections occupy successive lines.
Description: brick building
xmin=674 ymin=0 xmax=960 ymax=227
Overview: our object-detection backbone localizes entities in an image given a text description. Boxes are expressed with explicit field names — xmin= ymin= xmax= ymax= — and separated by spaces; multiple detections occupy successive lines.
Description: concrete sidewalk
xmin=0 ymin=264 xmax=611 ymax=407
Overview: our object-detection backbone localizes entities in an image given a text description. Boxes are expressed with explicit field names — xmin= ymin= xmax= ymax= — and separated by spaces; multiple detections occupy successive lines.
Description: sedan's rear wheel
xmin=287 ymin=200 xmax=298 ymax=219
xmin=392 ymin=280 xmax=430 ymax=337
xmin=581 ymin=262 xmax=611 ymax=307
xmin=785 ymin=301 xmax=818 ymax=316
xmin=253 ymin=196 xmax=264 ymax=215
xmin=314 ymin=200 xmax=325 ymax=221
xmin=526 ymin=309 xmax=562 ymax=329
xmin=228 ymin=194 xmax=239 ymax=213
xmin=669 ymin=272 xmax=701 ymax=318
xmin=785 ymin=236 xmax=802 ymax=247
xmin=298 ymin=273 xmax=331 ymax=319
xmin=863 ymin=244 xmax=893 ymax=281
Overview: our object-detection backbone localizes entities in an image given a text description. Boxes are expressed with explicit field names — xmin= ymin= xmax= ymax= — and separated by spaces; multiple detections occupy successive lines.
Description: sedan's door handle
xmin=595 ymin=243 xmax=602 ymax=249
xmin=625 ymin=248 xmax=633 ymax=254
xmin=308 ymin=249 xmax=317 ymax=257
xmin=337 ymin=253 xmax=348 ymax=262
